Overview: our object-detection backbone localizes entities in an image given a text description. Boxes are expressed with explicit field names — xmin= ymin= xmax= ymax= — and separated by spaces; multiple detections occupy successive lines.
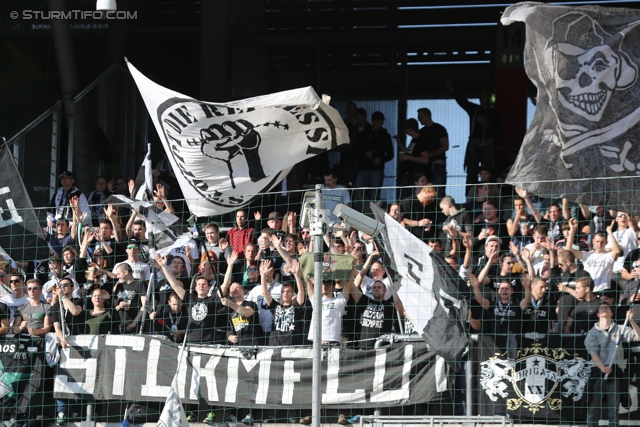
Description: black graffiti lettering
xmin=206 ymin=191 xmax=224 ymax=203
xmin=283 ymin=105 xmax=304 ymax=115
xmin=200 ymin=104 xmax=226 ymax=118
xmin=297 ymin=112 xmax=320 ymax=125
xmin=163 ymin=118 xmax=182 ymax=134
xmin=305 ymin=128 xmax=329 ymax=143
xmin=167 ymin=112 xmax=188 ymax=130
xmin=165 ymin=131 xmax=182 ymax=147
xmin=175 ymin=105 xmax=198 ymax=124
xmin=229 ymin=196 xmax=244 ymax=204
xmin=193 ymin=180 xmax=208 ymax=191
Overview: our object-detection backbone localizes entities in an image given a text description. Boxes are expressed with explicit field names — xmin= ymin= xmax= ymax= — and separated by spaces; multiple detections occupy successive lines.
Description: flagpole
xmin=311 ymin=184 xmax=324 ymax=427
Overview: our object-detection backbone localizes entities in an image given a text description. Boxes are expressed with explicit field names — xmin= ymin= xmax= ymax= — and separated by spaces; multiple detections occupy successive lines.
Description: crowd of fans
xmin=4 ymin=96 xmax=637 ymax=427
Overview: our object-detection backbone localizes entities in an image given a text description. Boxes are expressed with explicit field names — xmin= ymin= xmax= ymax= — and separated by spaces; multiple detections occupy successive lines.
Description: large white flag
xmin=157 ymin=378 xmax=189 ymax=427
xmin=127 ymin=60 xmax=349 ymax=217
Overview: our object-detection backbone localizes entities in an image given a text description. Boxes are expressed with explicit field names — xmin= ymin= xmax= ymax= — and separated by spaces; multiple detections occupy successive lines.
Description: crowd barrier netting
xmin=2 ymin=180 xmax=640 ymax=425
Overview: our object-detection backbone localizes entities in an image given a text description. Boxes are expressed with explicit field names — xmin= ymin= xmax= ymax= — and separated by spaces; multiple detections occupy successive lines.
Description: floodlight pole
xmin=311 ymin=184 xmax=326 ymax=427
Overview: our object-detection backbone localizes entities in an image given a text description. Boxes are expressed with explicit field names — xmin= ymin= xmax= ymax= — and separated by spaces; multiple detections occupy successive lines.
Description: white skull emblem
xmin=553 ymin=45 xmax=621 ymax=121
xmin=544 ymin=13 xmax=638 ymax=123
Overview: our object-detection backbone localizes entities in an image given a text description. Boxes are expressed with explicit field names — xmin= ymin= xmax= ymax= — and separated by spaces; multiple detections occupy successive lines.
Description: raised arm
xmin=606 ymin=220 xmax=622 ymax=260
xmin=344 ymin=261 xmax=362 ymax=303
xmin=515 ymin=187 xmax=541 ymax=223
xmin=105 ymin=205 xmax=122 ymax=242
xmin=260 ymin=259 xmax=274 ymax=307
xmin=477 ymin=252 xmax=498 ymax=284
xmin=125 ymin=209 xmax=139 ymax=239
xmin=355 ymin=250 xmax=379 ymax=289
xmin=470 ymin=276 xmax=490 ymax=309
xmin=155 ymin=253 xmax=185 ymax=300
xmin=220 ymin=251 xmax=239 ymax=297
xmin=290 ymin=259 xmax=305 ymax=306
xmin=520 ymin=275 xmax=532 ymax=310
xmin=79 ymin=229 xmax=92 ymax=259
xmin=270 ymin=234 xmax=294 ymax=265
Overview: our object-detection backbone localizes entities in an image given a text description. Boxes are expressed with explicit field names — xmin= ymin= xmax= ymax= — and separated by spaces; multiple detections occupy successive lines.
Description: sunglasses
xmin=127 ymin=245 xmax=139 ymax=250
xmin=618 ymin=213 xmax=627 ymax=218
xmin=60 ymin=283 xmax=73 ymax=287
xmin=9 ymin=279 xmax=21 ymax=283
xmin=247 ymin=268 xmax=258 ymax=272
xmin=27 ymin=287 xmax=40 ymax=291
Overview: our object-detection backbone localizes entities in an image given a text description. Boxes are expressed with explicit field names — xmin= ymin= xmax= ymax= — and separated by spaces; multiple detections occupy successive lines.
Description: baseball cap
xmin=59 ymin=170 xmax=75 ymax=179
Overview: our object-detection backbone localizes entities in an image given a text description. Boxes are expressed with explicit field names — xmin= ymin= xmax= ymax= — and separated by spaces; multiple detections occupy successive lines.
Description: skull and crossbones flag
xmin=502 ymin=3 xmax=640 ymax=212
xmin=127 ymin=60 xmax=349 ymax=217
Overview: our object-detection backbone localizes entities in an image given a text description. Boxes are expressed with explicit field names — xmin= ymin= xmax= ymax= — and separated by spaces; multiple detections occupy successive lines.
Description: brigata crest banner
xmin=127 ymin=61 xmax=349 ymax=217
xmin=479 ymin=335 xmax=593 ymax=421
xmin=501 ymin=3 xmax=640 ymax=213
xmin=53 ymin=335 xmax=447 ymax=408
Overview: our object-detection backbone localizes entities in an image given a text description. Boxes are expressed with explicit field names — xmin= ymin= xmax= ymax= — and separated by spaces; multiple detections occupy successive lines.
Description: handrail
xmin=6 ymin=100 xmax=62 ymax=146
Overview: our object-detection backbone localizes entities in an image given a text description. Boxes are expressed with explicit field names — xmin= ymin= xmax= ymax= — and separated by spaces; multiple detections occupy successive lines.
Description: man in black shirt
xmin=113 ymin=263 xmax=146 ymax=334
xmin=471 ymin=277 xmax=531 ymax=357
xmin=417 ymin=107 xmax=449 ymax=198
xmin=522 ymin=277 xmax=556 ymax=334
xmin=556 ymin=251 xmax=592 ymax=332
xmin=52 ymin=277 xmax=84 ymax=425
xmin=157 ymin=254 xmax=223 ymax=425
xmin=352 ymin=280 xmax=396 ymax=349
xmin=262 ymin=260 xmax=306 ymax=347
xmin=151 ymin=292 xmax=189 ymax=342
xmin=400 ymin=185 xmax=439 ymax=242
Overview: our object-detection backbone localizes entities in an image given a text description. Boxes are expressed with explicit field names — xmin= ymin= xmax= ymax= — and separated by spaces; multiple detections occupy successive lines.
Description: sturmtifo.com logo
xmin=10 ymin=10 xmax=137 ymax=20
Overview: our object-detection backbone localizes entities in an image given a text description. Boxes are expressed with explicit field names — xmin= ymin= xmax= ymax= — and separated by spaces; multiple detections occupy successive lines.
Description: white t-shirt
xmin=524 ymin=243 xmax=547 ymax=275
xmin=113 ymin=260 xmax=151 ymax=281
xmin=324 ymin=186 xmax=351 ymax=222
xmin=246 ymin=282 xmax=282 ymax=333
xmin=581 ymin=251 xmax=615 ymax=292
xmin=606 ymin=227 xmax=638 ymax=273
xmin=308 ymin=293 xmax=347 ymax=342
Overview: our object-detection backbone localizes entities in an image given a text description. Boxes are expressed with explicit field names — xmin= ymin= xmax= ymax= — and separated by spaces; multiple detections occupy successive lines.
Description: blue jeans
xmin=588 ymin=377 xmax=619 ymax=427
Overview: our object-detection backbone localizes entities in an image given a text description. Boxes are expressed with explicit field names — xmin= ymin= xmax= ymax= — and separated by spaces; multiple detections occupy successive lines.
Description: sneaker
xmin=299 ymin=416 xmax=312 ymax=425
xmin=338 ymin=414 xmax=349 ymax=425
xmin=203 ymin=411 xmax=216 ymax=425
xmin=241 ymin=414 xmax=254 ymax=426
xmin=225 ymin=415 xmax=238 ymax=423
xmin=348 ymin=415 xmax=361 ymax=424
xmin=186 ymin=412 xmax=197 ymax=423
xmin=55 ymin=411 xmax=67 ymax=426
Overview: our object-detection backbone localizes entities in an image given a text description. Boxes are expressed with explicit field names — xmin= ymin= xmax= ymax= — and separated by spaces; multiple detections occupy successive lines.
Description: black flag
xmin=371 ymin=203 xmax=469 ymax=364
xmin=0 ymin=141 xmax=49 ymax=261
